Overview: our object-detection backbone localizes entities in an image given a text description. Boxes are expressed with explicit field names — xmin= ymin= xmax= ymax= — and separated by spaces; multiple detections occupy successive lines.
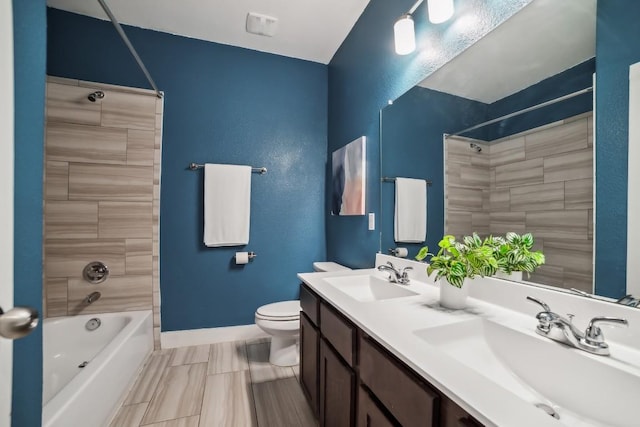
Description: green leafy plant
xmin=495 ymin=232 xmax=545 ymax=276
xmin=416 ymin=233 xmax=498 ymax=288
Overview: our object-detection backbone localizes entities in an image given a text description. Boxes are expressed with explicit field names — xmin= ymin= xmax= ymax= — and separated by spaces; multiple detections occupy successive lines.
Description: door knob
xmin=0 ymin=306 xmax=39 ymax=339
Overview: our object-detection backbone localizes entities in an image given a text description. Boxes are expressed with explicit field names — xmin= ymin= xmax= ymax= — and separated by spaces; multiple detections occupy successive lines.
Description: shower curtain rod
xmin=97 ymin=0 xmax=162 ymax=98
xmin=448 ymin=87 xmax=593 ymax=137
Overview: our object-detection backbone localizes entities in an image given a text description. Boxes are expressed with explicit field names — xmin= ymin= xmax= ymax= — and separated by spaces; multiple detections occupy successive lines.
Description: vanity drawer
xmin=300 ymin=283 xmax=319 ymax=327
xmin=359 ymin=335 xmax=439 ymax=427
xmin=320 ymin=302 xmax=356 ymax=366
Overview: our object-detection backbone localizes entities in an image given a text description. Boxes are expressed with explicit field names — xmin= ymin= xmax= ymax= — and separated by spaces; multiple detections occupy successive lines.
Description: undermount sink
xmin=323 ymin=274 xmax=418 ymax=302
xmin=414 ymin=319 xmax=640 ymax=427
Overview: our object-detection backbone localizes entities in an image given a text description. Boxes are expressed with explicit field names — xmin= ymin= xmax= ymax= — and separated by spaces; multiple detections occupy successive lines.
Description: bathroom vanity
xmin=298 ymin=255 xmax=640 ymax=427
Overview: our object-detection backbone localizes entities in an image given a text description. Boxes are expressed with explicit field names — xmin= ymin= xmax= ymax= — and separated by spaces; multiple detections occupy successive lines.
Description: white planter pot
xmin=439 ymin=278 xmax=469 ymax=309
xmin=495 ymin=271 xmax=523 ymax=282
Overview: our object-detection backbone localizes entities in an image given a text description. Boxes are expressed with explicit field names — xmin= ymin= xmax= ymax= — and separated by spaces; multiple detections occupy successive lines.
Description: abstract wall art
xmin=331 ymin=136 xmax=366 ymax=215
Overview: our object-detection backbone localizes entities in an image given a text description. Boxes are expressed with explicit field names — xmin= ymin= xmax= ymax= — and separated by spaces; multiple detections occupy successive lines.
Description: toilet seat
xmin=255 ymin=300 xmax=300 ymax=321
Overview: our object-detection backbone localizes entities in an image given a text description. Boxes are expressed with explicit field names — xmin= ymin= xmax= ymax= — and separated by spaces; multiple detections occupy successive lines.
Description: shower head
xmin=87 ymin=90 xmax=105 ymax=102
xmin=469 ymin=143 xmax=482 ymax=153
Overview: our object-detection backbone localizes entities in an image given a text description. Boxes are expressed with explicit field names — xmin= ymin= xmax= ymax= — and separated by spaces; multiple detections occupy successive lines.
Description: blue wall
xmin=595 ymin=1 xmax=640 ymax=298
xmin=326 ymin=0 xmax=532 ymax=268
xmin=12 ymin=1 xmax=45 ymax=426
xmin=380 ymin=87 xmax=487 ymax=256
xmin=47 ymin=9 xmax=328 ymax=330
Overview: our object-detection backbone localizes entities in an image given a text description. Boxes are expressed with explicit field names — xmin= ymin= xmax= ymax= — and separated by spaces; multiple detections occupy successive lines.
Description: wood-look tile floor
xmin=110 ymin=339 xmax=317 ymax=427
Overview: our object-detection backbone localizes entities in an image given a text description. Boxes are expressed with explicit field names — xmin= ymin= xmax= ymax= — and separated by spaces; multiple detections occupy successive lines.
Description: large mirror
xmin=379 ymin=0 xmax=610 ymax=298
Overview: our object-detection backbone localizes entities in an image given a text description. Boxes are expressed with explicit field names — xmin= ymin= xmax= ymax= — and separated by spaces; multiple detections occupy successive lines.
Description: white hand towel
xmin=394 ymin=177 xmax=427 ymax=243
xmin=204 ymin=164 xmax=252 ymax=247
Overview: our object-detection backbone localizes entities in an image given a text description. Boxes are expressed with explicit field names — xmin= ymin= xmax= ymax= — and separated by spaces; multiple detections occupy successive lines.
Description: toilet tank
xmin=312 ymin=262 xmax=351 ymax=272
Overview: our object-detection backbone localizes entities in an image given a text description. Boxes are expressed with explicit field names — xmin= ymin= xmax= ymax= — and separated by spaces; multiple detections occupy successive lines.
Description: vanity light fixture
xmin=427 ymin=0 xmax=455 ymax=24
xmin=394 ymin=14 xmax=416 ymax=55
xmin=393 ymin=0 xmax=455 ymax=55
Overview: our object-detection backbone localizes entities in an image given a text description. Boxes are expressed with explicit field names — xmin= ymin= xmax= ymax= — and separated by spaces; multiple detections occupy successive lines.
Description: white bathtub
xmin=42 ymin=310 xmax=153 ymax=427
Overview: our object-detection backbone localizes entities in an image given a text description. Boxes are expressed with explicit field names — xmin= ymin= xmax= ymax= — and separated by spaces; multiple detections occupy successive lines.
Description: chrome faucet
xmin=84 ymin=291 xmax=101 ymax=304
xmin=377 ymin=262 xmax=412 ymax=285
xmin=527 ymin=296 xmax=628 ymax=356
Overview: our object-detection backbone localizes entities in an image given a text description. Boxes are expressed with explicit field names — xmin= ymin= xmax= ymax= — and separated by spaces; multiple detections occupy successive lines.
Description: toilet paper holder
xmin=388 ymin=248 xmax=408 ymax=257
xmin=235 ymin=252 xmax=257 ymax=263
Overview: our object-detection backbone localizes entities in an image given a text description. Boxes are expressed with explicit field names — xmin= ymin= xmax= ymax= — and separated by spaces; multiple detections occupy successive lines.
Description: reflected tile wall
xmin=445 ymin=113 xmax=593 ymax=292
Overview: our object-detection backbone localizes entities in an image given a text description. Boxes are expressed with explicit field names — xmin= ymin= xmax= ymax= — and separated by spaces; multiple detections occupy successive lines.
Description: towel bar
xmin=189 ymin=162 xmax=267 ymax=174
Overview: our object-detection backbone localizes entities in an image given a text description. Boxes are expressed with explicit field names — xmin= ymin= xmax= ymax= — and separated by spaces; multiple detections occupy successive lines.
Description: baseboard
xmin=160 ymin=324 xmax=269 ymax=348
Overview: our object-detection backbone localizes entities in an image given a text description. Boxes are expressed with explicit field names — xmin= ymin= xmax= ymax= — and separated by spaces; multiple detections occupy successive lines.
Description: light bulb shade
xmin=394 ymin=14 xmax=415 ymax=55
xmin=428 ymin=0 xmax=455 ymax=24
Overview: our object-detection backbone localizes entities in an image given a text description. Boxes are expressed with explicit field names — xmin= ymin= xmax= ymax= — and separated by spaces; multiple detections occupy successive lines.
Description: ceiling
xmin=418 ymin=0 xmax=597 ymax=103
xmin=46 ymin=0 xmax=372 ymax=64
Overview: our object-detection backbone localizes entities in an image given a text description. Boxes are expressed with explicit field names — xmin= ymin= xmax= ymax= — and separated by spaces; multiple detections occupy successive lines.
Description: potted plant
xmin=416 ymin=233 xmax=498 ymax=309
xmin=493 ymin=232 xmax=545 ymax=281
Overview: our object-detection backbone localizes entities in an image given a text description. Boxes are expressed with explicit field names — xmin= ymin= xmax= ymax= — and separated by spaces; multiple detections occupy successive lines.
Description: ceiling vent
xmin=246 ymin=12 xmax=279 ymax=37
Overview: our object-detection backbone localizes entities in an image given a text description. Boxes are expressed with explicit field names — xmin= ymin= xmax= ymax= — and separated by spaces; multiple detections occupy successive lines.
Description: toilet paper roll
xmin=395 ymin=247 xmax=408 ymax=258
xmin=235 ymin=252 xmax=249 ymax=265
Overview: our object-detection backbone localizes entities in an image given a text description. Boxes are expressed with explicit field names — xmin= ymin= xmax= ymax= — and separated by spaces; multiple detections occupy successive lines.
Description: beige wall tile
xmin=489 ymin=212 xmax=526 ymax=236
xmin=98 ymin=201 xmax=152 ymax=238
xmin=45 ymin=278 xmax=68 ymax=318
xmin=564 ymin=270 xmax=593 ymax=293
xmin=529 ymin=265 xmax=564 ymax=288
xmin=565 ymin=178 xmax=593 ymax=210
xmin=542 ymin=238 xmax=593 ymax=273
xmin=127 ymin=129 xmax=155 ymax=166
xmin=544 ymin=148 xmax=593 ymax=183
xmin=588 ymin=209 xmax=593 ymax=240
xmin=587 ymin=115 xmax=594 ymax=148
xmin=526 ymin=210 xmax=588 ymax=240
xmin=102 ymin=90 xmax=157 ymax=130
xmin=141 ymin=363 xmax=207 ymax=424
xmin=447 ymin=186 xmax=484 ymax=210
xmin=471 ymin=212 xmax=490 ymax=236
xmin=510 ymin=182 xmax=564 ymax=212
xmin=46 ymin=82 xmax=101 ymax=125
xmin=490 ymin=187 xmax=510 ymax=211
xmin=68 ymin=164 xmax=153 ymax=201
xmin=459 ymin=164 xmax=490 ymax=187
xmin=67 ymin=275 xmax=152 ymax=315
xmin=490 ymin=136 xmax=525 ymax=167
xmin=47 ymin=76 xmax=79 ymax=86
xmin=525 ymin=118 xmax=588 ymax=159
xmin=445 ymin=210 xmax=473 ymax=238
xmin=45 ymin=239 xmax=125 ymax=278
xmin=45 ymin=161 xmax=69 ymax=201
xmin=126 ymin=239 xmax=153 ymax=275
xmin=78 ymin=79 xmax=158 ymax=97
xmin=45 ymin=201 xmax=98 ymax=239
xmin=46 ymin=122 xmax=127 ymax=164
xmin=495 ymin=158 xmax=544 ymax=187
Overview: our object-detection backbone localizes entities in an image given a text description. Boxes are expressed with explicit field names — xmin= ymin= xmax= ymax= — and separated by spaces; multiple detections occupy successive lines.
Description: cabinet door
xmin=320 ymin=339 xmax=355 ymax=427
xmin=300 ymin=312 xmax=319 ymax=415
xmin=358 ymin=386 xmax=397 ymax=427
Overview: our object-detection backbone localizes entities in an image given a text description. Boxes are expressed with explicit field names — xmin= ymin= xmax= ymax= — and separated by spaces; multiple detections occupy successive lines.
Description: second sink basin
xmin=323 ymin=274 xmax=418 ymax=302
xmin=414 ymin=319 xmax=640 ymax=427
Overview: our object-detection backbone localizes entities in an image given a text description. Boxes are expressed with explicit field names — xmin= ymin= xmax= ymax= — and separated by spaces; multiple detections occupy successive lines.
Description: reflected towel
xmin=204 ymin=164 xmax=251 ymax=247
xmin=394 ymin=177 xmax=427 ymax=243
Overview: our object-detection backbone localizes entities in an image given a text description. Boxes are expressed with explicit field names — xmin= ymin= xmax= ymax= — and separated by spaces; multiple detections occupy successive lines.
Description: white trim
xmin=0 ymin=0 xmax=14 ymax=424
xmin=160 ymin=324 xmax=269 ymax=349
xmin=627 ymin=62 xmax=640 ymax=296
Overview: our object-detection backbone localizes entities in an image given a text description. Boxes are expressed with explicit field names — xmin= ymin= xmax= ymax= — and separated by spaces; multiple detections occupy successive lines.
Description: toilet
xmin=254 ymin=261 xmax=351 ymax=366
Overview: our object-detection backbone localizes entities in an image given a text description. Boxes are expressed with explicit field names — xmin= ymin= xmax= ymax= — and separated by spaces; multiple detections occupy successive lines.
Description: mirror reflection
xmin=380 ymin=0 xmax=605 ymax=297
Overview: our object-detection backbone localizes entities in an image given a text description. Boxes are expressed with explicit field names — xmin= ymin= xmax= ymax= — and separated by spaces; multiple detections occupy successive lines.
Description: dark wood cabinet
xmin=358 ymin=386 xmax=397 ymax=427
xmin=299 ymin=283 xmax=482 ymax=427
xmin=300 ymin=312 xmax=319 ymax=416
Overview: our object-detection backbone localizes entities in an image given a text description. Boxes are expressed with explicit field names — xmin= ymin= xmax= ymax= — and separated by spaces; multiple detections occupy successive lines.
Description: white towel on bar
xmin=204 ymin=164 xmax=252 ymax=247
xmin=394 ymin=177 xmax=427 ymax=243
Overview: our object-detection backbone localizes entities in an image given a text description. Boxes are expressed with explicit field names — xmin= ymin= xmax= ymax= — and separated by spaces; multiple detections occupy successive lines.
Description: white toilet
xmin=254 ymin=261 xmax=351 ymax=366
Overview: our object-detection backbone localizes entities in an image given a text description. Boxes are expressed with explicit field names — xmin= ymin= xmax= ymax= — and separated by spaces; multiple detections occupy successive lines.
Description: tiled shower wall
xmin=43 ymin=76 xmax=163 ymax=347
xmin=445 ymin=113 xmax=593 ymax=292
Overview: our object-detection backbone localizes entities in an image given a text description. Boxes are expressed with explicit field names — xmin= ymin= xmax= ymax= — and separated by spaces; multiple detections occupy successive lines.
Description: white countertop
xmin=298 ymin=254 xmax=640 ymax=427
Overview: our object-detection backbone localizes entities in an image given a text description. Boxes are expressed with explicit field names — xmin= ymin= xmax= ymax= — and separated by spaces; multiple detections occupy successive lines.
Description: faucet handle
xmin=584 ymin=317 xmax=628 ymax=343
xmin=526 ymin=296 xmax=551 ymax=312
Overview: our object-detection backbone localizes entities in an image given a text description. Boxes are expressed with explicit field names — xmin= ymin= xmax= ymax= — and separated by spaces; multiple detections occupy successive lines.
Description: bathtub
xmin=42 ymin=310 xmax=153 ymax=427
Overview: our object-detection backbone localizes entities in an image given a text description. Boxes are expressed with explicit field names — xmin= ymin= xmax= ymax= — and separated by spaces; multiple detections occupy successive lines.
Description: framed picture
xmin=331 ymin=136 xmax=366 ymax=215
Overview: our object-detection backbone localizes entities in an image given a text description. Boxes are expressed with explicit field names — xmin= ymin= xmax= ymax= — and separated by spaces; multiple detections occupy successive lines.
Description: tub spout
xmin=84 ymin=291 xmax=101 ymax=304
